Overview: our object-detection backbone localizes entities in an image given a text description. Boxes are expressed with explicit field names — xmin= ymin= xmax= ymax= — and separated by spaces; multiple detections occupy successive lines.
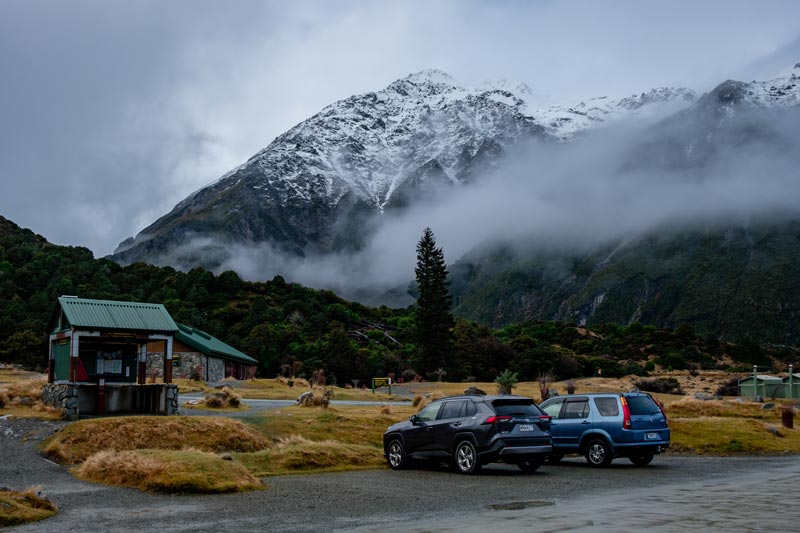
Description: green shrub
xmin=634 ymin=377 xmax=684 ymax=395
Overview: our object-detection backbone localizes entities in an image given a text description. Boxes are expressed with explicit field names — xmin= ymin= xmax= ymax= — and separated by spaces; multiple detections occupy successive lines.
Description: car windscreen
xmin=491 ymin=399 xmax=542 ymax=417
xmin=626 ymin=395 xmax=661 ymax=415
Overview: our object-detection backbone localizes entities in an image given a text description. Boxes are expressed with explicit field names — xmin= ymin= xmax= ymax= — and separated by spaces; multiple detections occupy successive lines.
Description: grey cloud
xmin=1 ymin=0 xmax=799 ymax=256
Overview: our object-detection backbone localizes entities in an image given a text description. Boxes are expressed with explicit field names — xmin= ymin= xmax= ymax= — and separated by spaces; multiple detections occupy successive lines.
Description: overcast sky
xmin=1 ymin=0 xmax=799 ymax=256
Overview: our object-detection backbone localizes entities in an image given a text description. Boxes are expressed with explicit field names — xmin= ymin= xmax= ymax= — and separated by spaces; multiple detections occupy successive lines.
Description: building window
xmin=172 ymin=355 xmax=181 ymax=367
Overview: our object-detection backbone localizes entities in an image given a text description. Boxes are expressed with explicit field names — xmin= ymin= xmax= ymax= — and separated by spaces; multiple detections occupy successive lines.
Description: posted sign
xmin=372 ymin=377 xmax=392 ymax=394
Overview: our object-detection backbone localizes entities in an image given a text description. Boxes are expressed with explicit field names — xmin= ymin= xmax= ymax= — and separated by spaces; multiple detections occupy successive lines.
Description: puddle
xmin=487 ymin=500 xmax=554 ymax=511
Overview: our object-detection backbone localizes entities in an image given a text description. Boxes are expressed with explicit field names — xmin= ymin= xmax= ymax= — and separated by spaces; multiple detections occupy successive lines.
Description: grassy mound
xmin=0 ymin=488 xmax=58 ymax=527
xmin=237 ymin=436 xmax=384 ymax=476
xmin=76 ymin=449 xmax=263 ymax=493
xmin=670 ymin=417 xmax=800 ymax=454
xmin=43 ymin=416 xmax=269 ymax=464
xmin=666 ymin=399 xmax=782 ymax=421
xmin=249 ymin=405 xmax=413 ymax=447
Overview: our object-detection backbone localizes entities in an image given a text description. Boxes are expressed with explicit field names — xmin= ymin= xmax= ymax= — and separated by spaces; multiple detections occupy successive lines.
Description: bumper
xmin=498 ymin=445 xmax=553 ymax=457
xmin=613 ymin=441 xmax=670 ymax=455
xmin=480 ymin=439 xmax=553 ymax=463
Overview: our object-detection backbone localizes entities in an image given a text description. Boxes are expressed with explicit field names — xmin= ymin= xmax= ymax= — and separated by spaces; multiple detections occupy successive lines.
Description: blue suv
xmin=539 ymin=393 xmax=670 ymax=467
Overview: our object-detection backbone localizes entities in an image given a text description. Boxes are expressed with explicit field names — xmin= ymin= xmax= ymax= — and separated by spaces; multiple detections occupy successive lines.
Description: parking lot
xmin=3 ymin=416 xmax=798 ymax=533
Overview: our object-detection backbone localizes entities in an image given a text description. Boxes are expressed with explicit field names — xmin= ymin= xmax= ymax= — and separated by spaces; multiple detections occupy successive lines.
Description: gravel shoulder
xmin=3 ymin=417 xmax=799 ymax=532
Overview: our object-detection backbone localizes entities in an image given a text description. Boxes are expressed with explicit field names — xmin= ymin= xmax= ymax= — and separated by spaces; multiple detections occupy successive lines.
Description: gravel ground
xmin=3 ymin=416 xmax=799 ymax=532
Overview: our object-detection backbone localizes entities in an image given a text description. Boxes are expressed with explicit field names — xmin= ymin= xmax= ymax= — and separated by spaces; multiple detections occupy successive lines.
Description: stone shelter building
xmin=146 ymin=323 xmax=257 ymax=382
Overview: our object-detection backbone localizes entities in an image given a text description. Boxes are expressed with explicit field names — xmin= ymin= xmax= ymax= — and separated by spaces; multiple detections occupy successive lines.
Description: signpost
xmin=372 ymin=377 xmax=392 ymax=394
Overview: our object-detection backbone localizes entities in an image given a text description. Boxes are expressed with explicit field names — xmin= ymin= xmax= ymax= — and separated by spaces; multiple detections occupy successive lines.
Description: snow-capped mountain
xmin=630 ymin=63 xmax=800 ymax=171
xmin=112 ymin=69 xmax=696 ymax=267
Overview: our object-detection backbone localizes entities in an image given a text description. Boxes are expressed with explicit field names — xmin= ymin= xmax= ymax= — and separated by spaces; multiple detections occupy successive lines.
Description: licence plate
xmin=519 ymin=424 xmax=534 ymax=432
xmin=646 ymin=432 xmax=659 ymax=440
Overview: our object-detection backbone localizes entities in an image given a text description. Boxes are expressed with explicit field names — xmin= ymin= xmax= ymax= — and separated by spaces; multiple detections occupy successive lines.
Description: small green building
xmin=44 ymin=296 xmax=180 ymax=417
xmin=738 ymin=375 xmax=786 ymax=399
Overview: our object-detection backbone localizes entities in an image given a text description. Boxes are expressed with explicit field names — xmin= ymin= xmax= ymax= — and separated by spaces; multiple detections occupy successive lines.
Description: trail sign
xmin=372 ymin=377 xmax=392 ymax=394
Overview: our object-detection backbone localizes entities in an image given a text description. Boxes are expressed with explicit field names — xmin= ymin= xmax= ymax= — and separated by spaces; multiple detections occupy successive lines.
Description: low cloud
xmin=185 ymin=104 xmax=800 ymax=302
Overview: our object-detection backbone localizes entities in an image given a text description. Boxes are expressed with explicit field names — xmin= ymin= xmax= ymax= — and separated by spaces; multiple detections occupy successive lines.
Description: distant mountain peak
xmin=403 ymin=68 xmax=458 ymax=85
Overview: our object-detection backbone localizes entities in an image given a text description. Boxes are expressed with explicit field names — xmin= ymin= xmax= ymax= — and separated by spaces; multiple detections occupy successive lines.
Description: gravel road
xmin=2 ymin=416 xmax=799 ymax=532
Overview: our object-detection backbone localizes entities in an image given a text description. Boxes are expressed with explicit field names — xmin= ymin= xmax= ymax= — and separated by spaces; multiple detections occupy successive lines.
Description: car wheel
xmin=585 ymin=438 xmax=613 ymax=467
xmin=629 ymin=453 xmax=654 ymax=467
xmin=454 ymin=440 xmax=481 ymax=474
xmin=547 ymin=452 xmax=564 ymax=464
xmin=517 ymin=457 xmax=544 ymax=474
xmin=387 ymin=439 xmax=408 ymax=470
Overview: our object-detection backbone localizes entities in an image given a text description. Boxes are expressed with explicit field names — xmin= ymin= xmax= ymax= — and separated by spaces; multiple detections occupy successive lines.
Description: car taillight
xmin=484 ymin=415 xmax=513 ymax=424
xmin=620 ymin=395 xmax=632 ymax=430
xmin=654 ymin=397 xmax=669 ymax=427
xmin=538 ymin=415 xmax=552 ymax=428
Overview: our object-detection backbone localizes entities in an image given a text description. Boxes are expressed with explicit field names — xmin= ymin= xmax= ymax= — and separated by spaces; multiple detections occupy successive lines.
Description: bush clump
xmin=0 ymin=487 xmax=58 ymax=527
xmin=635 ymin=377 xmax=684 ymax=395
xmin=716 ymin=377 xmax=741 ymax=397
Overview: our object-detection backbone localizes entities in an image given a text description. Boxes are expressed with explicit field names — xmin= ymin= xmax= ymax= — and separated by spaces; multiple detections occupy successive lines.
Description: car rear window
xmin=594 ymin=397 xmax=620 ymax=417
xmin=626 ymin=395 xmax=661 ymax=415
xmin=491 ymin=399 xmax=542 ymax=417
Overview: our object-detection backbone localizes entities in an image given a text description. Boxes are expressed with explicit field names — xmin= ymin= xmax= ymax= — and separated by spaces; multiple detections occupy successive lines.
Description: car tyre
xmin=387 ymin=439 xmax=409 ymax=470
xmin=454 ymin=440 xmax=481 ymax=474
xmin=547 ymin=452 xmax=564 ymax=464
xmin=585 ymin=438 xmax=613 ymax=467
xmin=517 ymin=457 xmax=544 ymax=474
xmin=629 ymin=453 xmax=654 ymax=467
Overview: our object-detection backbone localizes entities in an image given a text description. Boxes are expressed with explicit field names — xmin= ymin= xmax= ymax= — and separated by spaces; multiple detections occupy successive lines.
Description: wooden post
xmin=164 ymin=337 xmax=173 ymax=384
xmin=138 ymin=344 xmax=147 ymax=385
xmin=69 ymin=333 xmax=78 ymax=382
xmin=47 ymin=340 xmax=55 ymax=383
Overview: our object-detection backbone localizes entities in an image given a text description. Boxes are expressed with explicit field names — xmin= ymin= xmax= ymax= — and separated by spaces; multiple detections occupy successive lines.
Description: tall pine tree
xmin=414 ymin=227 xmax=455 ymax=377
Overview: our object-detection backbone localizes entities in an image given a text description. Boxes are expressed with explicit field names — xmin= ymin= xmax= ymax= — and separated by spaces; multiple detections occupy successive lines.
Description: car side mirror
xmin=410 ymin=414 xmax=420 ymax=425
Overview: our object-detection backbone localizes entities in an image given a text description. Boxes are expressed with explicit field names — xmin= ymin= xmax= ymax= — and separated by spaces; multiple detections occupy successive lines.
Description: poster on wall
xmin=99 ymin=351 xmax=123 ymax=374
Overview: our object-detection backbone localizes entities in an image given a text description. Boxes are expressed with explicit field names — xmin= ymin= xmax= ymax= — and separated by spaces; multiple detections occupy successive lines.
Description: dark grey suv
xmin=383 ymin=395 xmax=552 ymax=474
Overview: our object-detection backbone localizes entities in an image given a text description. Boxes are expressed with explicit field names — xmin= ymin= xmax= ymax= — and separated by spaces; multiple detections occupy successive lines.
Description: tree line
xmin=0 ymin=216 xmax=794 ymax=383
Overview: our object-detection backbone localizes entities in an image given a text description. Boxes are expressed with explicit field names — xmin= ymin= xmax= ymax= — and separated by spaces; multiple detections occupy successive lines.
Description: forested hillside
xmin=1 ymin=216 xmax=794 ymax=383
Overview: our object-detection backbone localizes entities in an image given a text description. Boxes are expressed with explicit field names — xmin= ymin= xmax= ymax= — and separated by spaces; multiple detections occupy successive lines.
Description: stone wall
xmin=147 ymin=352 xmax=207 ymax=380
xmin=165 ymin=384 xmax=179 ymax=414
xmin=207 ymin=357 xmax=224 ymax=383
xmin=42 ymin=383 xmax=179 ymax=417
xmin=42 ymin=383 xmax=80 ymax=420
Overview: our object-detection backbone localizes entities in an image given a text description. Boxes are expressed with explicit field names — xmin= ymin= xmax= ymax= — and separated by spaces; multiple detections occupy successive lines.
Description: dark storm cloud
xmin=1 ymin=0 xmax=799 ymax=255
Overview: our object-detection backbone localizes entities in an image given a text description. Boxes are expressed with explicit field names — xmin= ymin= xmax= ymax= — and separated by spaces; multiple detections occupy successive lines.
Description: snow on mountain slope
xmin=112 ymin=69 xmax=697 ymax=263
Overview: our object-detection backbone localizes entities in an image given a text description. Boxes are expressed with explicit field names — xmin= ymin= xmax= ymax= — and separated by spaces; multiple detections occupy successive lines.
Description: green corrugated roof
xmin=176 ymin=323 xmax=256 ymax=365
xmin=56 ymin=296 xmax=179 ymax=333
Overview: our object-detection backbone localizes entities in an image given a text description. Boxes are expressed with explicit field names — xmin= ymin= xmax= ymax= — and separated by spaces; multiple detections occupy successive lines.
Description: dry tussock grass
xmin=666 ymin=398 xmax=781 ymax=421
xmin=43 ymin=416 xmax=269 ymax=464
xmin=669 ymin=416 xmax=800 ymax=455
xmin=238 ymin=435 xmax=384 ymax=475
xmin=415 ymin=392 xmax=444 ymax=411
xmin=76 ymin=449 xmax=263 ymax=493
xmin=276 ymin=376 xmax=311 ymax=388
xmin=192 ymin=385 xmax=243 ymax=409
xmin=0 ymin=487 xmax=58 ymax=527
xmin=0 ymin=377 xmax=63 ymax=418
xmin=380 ymin=404 xmax=392 ymax=415
xmin=0 ymin=377 xmax=45 ymax=401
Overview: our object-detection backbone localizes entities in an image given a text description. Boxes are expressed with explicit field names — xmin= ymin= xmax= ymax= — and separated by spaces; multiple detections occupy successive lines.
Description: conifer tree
xmin=414 ymin=227 xmax=454 ymax=376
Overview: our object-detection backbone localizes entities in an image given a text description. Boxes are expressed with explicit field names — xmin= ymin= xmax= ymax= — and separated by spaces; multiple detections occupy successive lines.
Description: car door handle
xmin=452 ymin=422 xmax=462 ymax=427
xmin=581 ymin=420 xmax=591 ymax=425
xmin=425 ymin=427 xmax=433 ymax=431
